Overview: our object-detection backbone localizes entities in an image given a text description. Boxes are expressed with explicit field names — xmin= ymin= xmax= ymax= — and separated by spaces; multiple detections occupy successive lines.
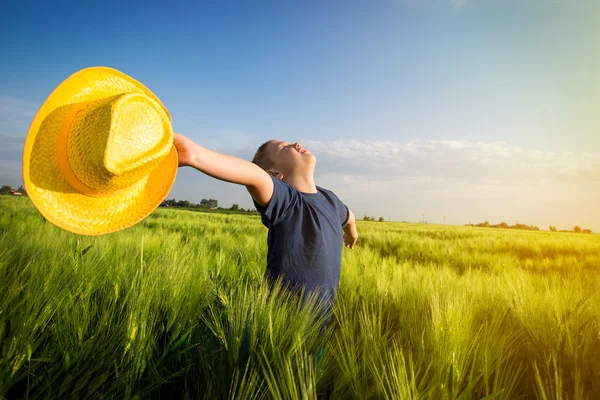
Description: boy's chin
xmin=305 ymin=152 xmax=317 ymax=163
xmin=293 ymin=154 xmax=316 ymax=171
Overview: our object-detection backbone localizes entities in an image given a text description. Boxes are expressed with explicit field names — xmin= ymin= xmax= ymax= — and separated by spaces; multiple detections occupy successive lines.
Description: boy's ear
xmin=267 ymin=170 xmax=284 ymax=180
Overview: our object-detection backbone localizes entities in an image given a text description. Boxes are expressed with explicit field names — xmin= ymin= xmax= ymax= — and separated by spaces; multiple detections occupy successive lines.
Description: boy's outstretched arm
xmin=343 ymin=209 xmax=358 ymax=249
xmin=173 ymin=133 xmax=273 ymax=207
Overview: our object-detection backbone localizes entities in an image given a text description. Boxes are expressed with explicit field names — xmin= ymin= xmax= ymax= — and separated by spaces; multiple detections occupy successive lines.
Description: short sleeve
xmin=253 ymin=176 xmax=300 ymax=226
xmin=337 ymin=197 xmax=350 ymax=228
xmin=318 ymin=187 xmax=349 ymax=228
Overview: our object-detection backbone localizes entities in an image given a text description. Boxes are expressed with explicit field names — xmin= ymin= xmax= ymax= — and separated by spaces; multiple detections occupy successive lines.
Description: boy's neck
xmin=284 ymin=173 xmax=317 ymax=194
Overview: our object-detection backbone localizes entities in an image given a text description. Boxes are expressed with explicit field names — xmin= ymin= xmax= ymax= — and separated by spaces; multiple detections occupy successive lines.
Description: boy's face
xmin=267 ymin=140 xmax=316 ymax=177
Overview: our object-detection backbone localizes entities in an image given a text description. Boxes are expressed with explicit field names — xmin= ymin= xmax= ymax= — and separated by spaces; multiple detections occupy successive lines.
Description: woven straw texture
xmin=22 ymin=67 xmax=177 ymax=235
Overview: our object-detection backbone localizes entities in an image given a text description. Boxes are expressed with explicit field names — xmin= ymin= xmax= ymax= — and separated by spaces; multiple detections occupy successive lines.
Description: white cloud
xmin=304 ymin=139 xmax=600 ymax=185
xmin=451 ymin=0 xmax=468 ymax=8
xmin=0 ymin=96 xmax=39 ymax=137
xmin=401 ymin=0 xmax=469 ymax=9
xmin=302 ymin=139 xmax=600 ymax=230
xmin=0 ymin=160 xmax=22 ymax=187
xmin=0 ymin=96 xmax=39 ymax=118
xmin=0 ymin=135 xmax=25 ymax=187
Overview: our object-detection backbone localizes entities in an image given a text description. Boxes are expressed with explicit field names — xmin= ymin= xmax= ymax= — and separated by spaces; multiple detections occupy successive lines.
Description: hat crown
xmin=65 ymin=93 xmax=172 ymax=195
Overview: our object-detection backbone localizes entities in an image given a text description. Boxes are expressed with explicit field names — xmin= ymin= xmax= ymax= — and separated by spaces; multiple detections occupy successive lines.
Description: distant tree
xmin=549 ymin=226 xmax=557 ymax=232
xmin=231 ymin=204 xmax=239 ymax=212
xmin=574 ymin=225 xmax=582 ymax=233
xmin=200 ymin=198 xmax=219 ymax=208
xmin=582 ymin=229 xmax=592 ymax=234
xmin=17 ymin=185 xmax=27 ymax=196
xmin=378 ymin=217 xmax=384 ymax=222
xmin=0 ymin=185 xmax=13 ymax=195
xmin=471 ymin=221 xmax=539 ymax=231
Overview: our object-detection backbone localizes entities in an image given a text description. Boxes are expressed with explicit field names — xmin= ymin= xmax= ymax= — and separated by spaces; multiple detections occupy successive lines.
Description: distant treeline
xmin=363 ymin=215 xmax=385 ymax=222
xmin=160 ymin=198 xmax=257 ymax=213
xmin=466 ymin=221 xmax=593 ymax=234
xmin=1 ymin=185 xmax=258 ymax=213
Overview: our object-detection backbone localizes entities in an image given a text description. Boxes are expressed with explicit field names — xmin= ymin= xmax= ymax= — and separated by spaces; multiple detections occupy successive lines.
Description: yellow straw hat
xmin=22 ymin=67 xmax=178 ymax=235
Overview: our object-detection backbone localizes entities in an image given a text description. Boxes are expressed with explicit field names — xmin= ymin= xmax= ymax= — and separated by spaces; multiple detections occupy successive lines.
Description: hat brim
xmin=22 ymin=67 xmax=178 ymax=235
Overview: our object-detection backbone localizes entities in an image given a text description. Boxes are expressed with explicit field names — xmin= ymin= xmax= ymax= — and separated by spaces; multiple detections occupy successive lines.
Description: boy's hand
xmin=343 ymin=209 xmax=358 ymax=249
xmin=343 ymin=232 xmax=358 ymax=249
xmin=173 ymin=133 xmax=197 ymax=167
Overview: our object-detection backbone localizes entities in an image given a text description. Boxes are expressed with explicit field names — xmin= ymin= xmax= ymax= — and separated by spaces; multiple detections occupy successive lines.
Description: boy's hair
xmin=252 ymin=140 xmax=274 ymax=171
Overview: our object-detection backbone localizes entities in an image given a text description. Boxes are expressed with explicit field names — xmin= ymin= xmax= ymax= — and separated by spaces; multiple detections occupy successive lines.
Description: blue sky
xmin=1 ymin=0 xmax=599 ymax=230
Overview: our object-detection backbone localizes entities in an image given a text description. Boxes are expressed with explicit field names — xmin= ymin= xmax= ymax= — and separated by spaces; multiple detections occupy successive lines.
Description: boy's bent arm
xmin=343 ymin=209 xmax=358 ymax=249
xmin=174 ymin=133 xmax=273 ymax=207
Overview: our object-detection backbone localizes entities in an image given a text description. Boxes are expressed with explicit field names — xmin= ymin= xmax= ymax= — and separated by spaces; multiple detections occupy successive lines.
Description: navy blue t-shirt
xmin=253 ymin=176 xmax=349 ymax=311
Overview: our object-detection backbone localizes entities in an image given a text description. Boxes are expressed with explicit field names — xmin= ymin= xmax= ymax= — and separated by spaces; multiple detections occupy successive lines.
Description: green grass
xmin=1 ymin=195 xmax=600 ymax=399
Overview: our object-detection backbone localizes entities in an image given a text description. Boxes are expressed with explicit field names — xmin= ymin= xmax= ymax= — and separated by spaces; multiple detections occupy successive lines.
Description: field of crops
xmin=1 ymin=195 xmax=600 ymax=399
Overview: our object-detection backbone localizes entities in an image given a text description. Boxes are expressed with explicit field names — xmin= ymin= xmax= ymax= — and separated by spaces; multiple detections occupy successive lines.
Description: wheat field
xmin=1 ymin=196 xmax=600 ymax=399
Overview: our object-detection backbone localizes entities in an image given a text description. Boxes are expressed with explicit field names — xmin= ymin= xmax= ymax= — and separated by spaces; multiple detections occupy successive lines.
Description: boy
xmin=173 ymin=134 xmax=358 ymax=329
